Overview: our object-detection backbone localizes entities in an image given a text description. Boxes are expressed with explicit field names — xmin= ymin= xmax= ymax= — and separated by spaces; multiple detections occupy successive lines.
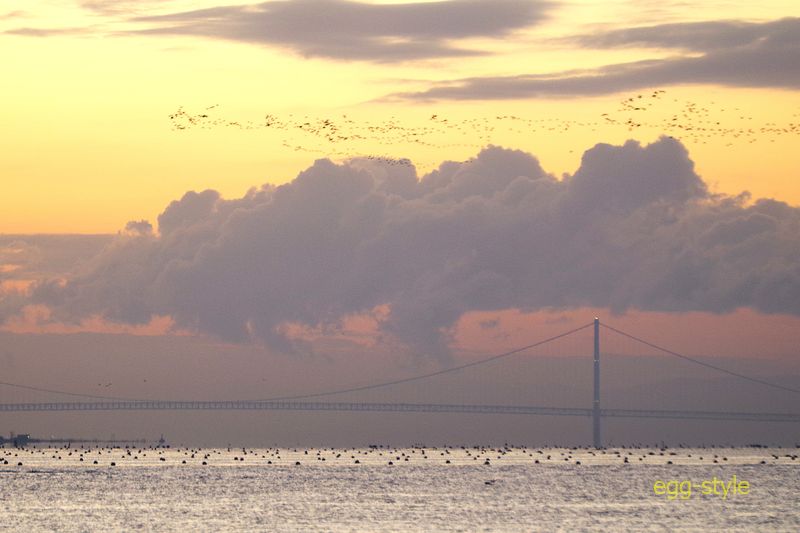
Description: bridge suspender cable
xmin=601 ymin=323 xmax=800 ymax=395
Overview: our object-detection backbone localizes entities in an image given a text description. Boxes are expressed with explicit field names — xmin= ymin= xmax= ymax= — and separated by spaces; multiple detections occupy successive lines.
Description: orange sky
xmin=1 ymin=1 xmax=799 ymax=233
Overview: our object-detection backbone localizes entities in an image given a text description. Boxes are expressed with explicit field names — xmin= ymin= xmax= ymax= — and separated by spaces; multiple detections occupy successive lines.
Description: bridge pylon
xmin=593 ymin=317 xmax=601 ymax=448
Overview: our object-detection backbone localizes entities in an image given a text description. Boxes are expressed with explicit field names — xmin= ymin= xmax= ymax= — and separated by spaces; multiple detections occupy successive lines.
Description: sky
xmin=1 ymin=0 xmax=799 ymax=445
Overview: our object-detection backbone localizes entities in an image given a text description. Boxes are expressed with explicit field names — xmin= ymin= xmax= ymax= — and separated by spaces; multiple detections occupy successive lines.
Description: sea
xmin=1 ymin=445 xmax=798 ymax=532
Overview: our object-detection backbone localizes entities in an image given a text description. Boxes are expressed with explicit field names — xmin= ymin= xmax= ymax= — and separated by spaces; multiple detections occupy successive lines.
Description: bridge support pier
xmin=593 ymin=317 xmax=601 ymax=448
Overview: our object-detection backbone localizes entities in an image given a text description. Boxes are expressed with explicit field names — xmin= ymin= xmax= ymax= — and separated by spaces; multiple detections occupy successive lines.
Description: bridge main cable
xmin=601 ymin=323 xmax=800 ymax=396
xmin=253 ymin=322 xmax=595 ymax=402
xmin=0 ymin=322 xmax=594 ymax=404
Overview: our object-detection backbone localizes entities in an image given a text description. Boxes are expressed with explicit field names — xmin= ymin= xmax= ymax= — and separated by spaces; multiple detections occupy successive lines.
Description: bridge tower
xmin=593 ymin=317 xmax=601 ymax=448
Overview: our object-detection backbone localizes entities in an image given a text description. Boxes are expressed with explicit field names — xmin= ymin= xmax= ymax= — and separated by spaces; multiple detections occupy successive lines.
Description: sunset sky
xmin=1 ymin=0 xmax=799 ymax=444
xmin=2 ymin=0 xmax=799 ymax=233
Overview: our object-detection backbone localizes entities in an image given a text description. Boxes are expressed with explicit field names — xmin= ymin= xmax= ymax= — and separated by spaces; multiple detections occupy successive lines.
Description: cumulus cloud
xmin=0 ymin=235 xmax=112 ymax=280
xmin=124 ymin=220 xmax=154 ymax=235
xmin=392 ymin=17 xmax=800 ymax=99
xmin=129 ymin=0 xmax=552 ymax=62
xmin=7 ymin=138 xmax=800 ymax=357
xmin=0 ymin=235 xmax=112 ymax=322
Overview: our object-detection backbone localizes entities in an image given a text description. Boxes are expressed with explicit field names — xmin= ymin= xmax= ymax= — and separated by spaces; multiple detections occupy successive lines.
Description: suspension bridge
xmin=1 ymin=319 xmax=799 ymax=447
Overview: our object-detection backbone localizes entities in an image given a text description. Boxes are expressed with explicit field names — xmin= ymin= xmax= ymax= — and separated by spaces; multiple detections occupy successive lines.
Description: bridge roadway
xmin=0 ymin=400 xmax=798 ymax=422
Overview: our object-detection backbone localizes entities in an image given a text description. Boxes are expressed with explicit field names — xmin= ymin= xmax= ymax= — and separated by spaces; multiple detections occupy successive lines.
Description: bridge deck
xmin=0 ymin=400 xmax=797 ymax=422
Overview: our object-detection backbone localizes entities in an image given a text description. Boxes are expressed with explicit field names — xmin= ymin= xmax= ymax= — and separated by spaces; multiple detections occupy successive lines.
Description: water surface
xmin=2 ymin=445 xmax=797 ymax=531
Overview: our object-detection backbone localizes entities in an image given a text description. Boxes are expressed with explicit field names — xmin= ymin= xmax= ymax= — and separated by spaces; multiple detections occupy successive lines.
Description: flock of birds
xmin=168 ymin=90 xmax=800 ymax=167
xmin=609 ymin=90 xmax=800 ymax=146
xmin=3 ymin=443 xmax=797 ymax=468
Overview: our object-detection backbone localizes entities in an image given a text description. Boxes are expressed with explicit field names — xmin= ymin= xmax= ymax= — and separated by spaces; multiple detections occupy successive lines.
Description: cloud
xmin=0 ymin=235 xmax=112 ymax=323
xmin=572 ymin=18 xmax=797 ymax=52
xmin=78 ymin=1 xmax=180 ymax=16
xmin=4 ymin=27 xmax=91 ymax=37
xmin=7 ymin=137 xmax=800 ymax=357
xmin=124 ymin=220 xmax=154 ymax=236
xmin=128 ymin=0 xmax=552 ymax=62
xmin=391 ymin=17 xmax=800 ymax=99
xmin=0 ymin=10 xmax=26 ymax=20
xmin=0 ymin=235 xmax=112 ymax=280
